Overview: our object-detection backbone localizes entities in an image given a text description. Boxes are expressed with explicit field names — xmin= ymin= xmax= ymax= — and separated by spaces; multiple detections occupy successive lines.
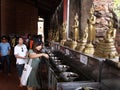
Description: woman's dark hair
xmin=32 ymin=41 xmax=43 ymax=53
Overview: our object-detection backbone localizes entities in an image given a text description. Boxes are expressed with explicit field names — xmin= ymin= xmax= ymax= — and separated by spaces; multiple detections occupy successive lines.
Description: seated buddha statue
xmin=104 ymin=19 xmax=116 ymax=43
xmin=81 ymin=25 xmax=88 ymax=43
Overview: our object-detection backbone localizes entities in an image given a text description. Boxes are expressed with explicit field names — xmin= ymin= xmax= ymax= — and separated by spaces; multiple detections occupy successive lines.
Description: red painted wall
xmin=63 ymin=0 xmax=67 ymax=22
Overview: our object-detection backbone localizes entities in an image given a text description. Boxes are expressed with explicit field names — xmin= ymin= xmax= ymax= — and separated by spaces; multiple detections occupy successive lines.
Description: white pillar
xmin=66 ymin=0 xmax=70 ymax=39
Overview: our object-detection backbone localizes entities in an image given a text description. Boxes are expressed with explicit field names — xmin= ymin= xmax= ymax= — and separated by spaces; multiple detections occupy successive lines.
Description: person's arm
xmin=0 ymin=43 xmax=1 ymax=56
xmin=24 ymin=45 xmax=28 ymax=58
xmin=15 ymin=54 xmax=27 ymax=59
xmin=7 ymin=43 xmax=11 ymax=55
xmin=14 ymin=46 xmax=26 ymax=59
xmin=29 ymin=52 xmax=49 ymax=59
xmin=8 ymin=50 xmax=11 ymax=55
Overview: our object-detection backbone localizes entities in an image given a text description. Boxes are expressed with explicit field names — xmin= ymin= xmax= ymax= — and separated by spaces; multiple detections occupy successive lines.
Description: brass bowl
xmin=75 ymin=87 xmax=95 ymax=90
xmin=49 ymin=53 xmax=54 ymax=57
xmin=53 ymin=60 xmax=61 ymax=65
xmin=56 ymin=65 xmax=69 ymax=72
xmin=61 ymin=72 xmax=78 ymax=81
xmin=51 ymin=56 xmax=58 ymax=60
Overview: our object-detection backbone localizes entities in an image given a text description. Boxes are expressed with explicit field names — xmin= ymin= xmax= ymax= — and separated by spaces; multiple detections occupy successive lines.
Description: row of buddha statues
xmin=48 ymin=6 xmax=119 ymax=62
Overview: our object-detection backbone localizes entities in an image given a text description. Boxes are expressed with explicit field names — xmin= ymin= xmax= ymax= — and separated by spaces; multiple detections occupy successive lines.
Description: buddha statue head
xmin=108 ymin=19 xmax=114 ymax=28
xmin=90 ymin=5 xmax=95 ymax=15
xmin=75 ymin=13 xmax=78 ymax=20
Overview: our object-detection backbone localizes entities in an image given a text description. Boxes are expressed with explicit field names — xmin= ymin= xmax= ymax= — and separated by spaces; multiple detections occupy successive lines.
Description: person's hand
xmin=8 ymin=51 xmax=10 ymax=55
xmin=42 ymin=53 xmax=49 ymax=59
xmin=22 ymin=56 xmax=28 ymax=59
xmin=22 ymin=57 xmax=26 ymax=59
xmin=25 ymin=55 xmax=28 ymax=59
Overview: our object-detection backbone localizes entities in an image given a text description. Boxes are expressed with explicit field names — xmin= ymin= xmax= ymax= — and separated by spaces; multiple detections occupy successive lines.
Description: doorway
xmin=37 ymin=17 xmax=44 ymax=42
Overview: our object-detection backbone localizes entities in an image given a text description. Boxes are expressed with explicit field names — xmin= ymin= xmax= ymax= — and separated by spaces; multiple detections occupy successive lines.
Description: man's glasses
xmin=21 ymin=47 xmax=24 ymax=52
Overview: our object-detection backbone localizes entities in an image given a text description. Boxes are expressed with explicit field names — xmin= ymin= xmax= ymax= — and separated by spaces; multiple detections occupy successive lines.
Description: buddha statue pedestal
xmin=116 ymin=62 xmax=120 ymax=68
xmin=94 ymin=41 xmax=119 ymax=62
xmin=83 ymin=42 xmax=94 ymax=55
xmin=75 ymin=41 xmax=87 ymax=52
xmin=60 ymin=40 xmax=66 ymax=45
xmin=64 ymin=40 xmax=77 ymax=49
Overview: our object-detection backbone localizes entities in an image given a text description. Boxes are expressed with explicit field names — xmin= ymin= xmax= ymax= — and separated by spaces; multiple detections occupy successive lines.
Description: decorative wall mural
xmin=93 ymin=0 xmax=113 ymax=37
xmin=93 ymin=0 xmax=120 ymax=54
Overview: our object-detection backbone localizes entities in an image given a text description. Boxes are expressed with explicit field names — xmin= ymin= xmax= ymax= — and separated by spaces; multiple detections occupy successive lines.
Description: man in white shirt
xmin=14 ymin=37 xmax=28 ymax=87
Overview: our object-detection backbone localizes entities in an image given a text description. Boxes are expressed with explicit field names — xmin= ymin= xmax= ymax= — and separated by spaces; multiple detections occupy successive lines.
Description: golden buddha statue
xmin=48 ymin=30 xmax=53 ymax=41
xmin=72 ymin=13 xmax=79 ymax=41
xmin=88 ymin=7 xmax=96 ymax=43
xmin=62 ymin=22 xmax=67 ymax=40
xmin=60 ymin=22 xmax=67 ymax=45
xmin=75 ymin=25 xmax=88 ymax=52
xmin=83 ymin=6 xmax=96 ymax=55
xmin=52 ymin=31 xmax=56 ymax=42
xmin=54 ymin=30 xmax=59 ymax=42
xmin=94 ymin=18 xmax=119 ymax=61
xmin=81 ymin=25 xmax=88 ymax=43
xmin=104 ymin=19 xmax=116 ymax=43
xmin=64 ymin=13 xmax=79 ymax=49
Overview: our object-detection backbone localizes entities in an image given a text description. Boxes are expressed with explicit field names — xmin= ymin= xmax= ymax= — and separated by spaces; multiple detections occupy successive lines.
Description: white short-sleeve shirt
xmin=14 ymin=44 xmax=28 ymax=64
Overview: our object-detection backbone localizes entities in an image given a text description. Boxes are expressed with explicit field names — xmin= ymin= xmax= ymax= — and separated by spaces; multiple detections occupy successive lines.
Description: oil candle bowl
xmin=53 ymin=60 xmax=61 ymax=65
xmin=75 ymin=87 xmax=96 ymax=90
xmin=56 ymin=65 xmax=69 ymax=72
xmin=49 ymin=53 xmax=54 ymax=57
xmin=61 ymin=72 xmax=78 ymax=81
xmin=51 ymin=56 xmax=58 ymax=60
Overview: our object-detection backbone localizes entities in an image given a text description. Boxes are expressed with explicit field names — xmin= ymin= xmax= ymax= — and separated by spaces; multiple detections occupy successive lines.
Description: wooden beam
xmin=38 ymin=4 xmax=51 ymax=11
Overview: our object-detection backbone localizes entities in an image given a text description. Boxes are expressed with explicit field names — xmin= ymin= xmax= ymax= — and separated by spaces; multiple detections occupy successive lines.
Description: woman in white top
xmin=14 ymin=37 xmax=28 ymax=87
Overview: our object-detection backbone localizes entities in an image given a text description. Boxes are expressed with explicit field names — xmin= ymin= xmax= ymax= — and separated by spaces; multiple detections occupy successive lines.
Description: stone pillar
xmin=80 ymin=0 xmax=92 ymax=36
